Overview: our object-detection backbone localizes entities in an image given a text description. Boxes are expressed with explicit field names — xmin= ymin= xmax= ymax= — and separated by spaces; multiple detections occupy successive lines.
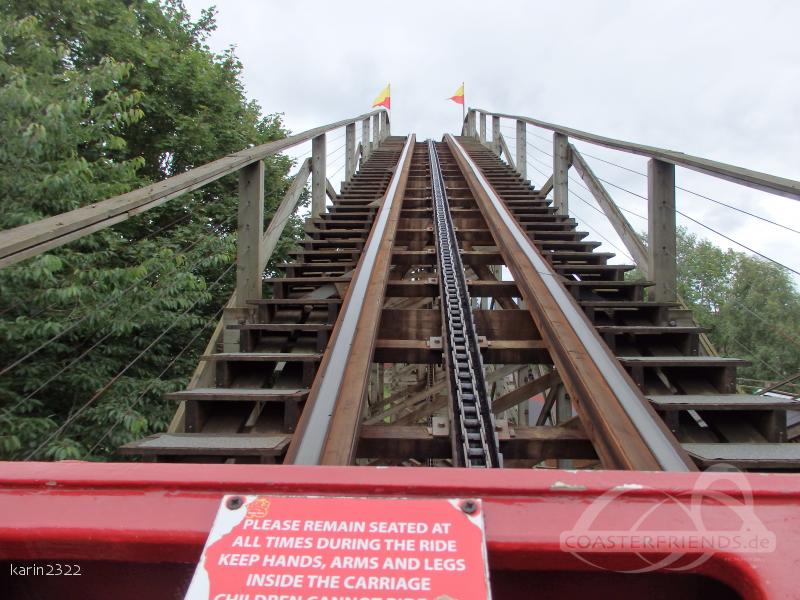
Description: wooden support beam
xmin=538 ymin=174 xmax=554 ymax=197
xmin=345 ymin=123 xmax=356 ymax=182
xmin=381 ymin=111 xmax=390 ymax=139
xmin=311 ymin=134 xmax=326 ymax=217
xmin=492 ymin=115 xmax=501 ymax=154
xmin=516 ymin=120 xmax=527 ymax=180
xmin=553 ymin=132 xmax=570 ymax=216
xmin=372 ymin=114 xmax=381 ymax=151
xmin=365 ymin=376 xmax=445 ymax=425
xmin=648 ymin=159 xmax=677 ymax=302
xmin=492 ymin=371 xmax=560 ymax=414
xmin=357 ymin=425 xmax=595 ymax=461
xmin=354 ymin=142 xmax=363 ymax=172
xmin=533 ymin=383 xmax=560 ymax=426
xmin=498 ymin=134 xmax=516 ymax=170
xmin=570 ymin=145 xmax=648 ymax=273
xmin=362 ymin=117 xmax=371 ymax=160
xmin=262 ymin=158 xmax=311 ymax=270
xmin=467 ymin=110 xmax=477 ymax=138
xmin=326 ymin=178 xmax=338 ymax=202
xmin=393 ymin=364 xmax=523 ymax=425
xmin=471 ymin=264 xmax=518 ymax=310
xmin=357 ymin=426 xmax=451 ymax=459
xmin=500 ymin=426 xmax=596 ymax=460
xmin=236 ymin=160 xmax=264 ymax=305
xmin=479 ymin=112 xmax=487 ymax=142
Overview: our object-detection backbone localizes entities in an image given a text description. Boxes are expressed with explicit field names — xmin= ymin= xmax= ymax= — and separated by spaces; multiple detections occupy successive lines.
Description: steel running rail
xmin=446 ymin=134 xmax=694 ymax=471
xmin=428 ymin=140 xmax=502 ymax=468
xmin=286 ymin=136 xmax=416 ymax=465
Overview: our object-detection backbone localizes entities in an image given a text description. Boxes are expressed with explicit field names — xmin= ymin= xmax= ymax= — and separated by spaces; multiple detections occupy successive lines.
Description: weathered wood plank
xmin=165 ymin=388 xmax=309 ymax=402
xmin=684 ymin=443 xmax=800 ymax=469
xmin=649 ymin=394 xmax=800 ymax=410
xmin=200 ymin=352 xmax=322 ymax=362
xmin=119 ymin=433 xmax=291 ymax=456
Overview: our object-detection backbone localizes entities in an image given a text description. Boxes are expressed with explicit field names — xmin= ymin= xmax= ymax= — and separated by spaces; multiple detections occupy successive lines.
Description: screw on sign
xmin=185 ymin=495 xmax=491 ymax=600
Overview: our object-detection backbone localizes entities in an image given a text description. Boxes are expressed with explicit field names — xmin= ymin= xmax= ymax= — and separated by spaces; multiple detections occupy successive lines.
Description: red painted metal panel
xmin=1 ymin=461 xmax=798 ymax=598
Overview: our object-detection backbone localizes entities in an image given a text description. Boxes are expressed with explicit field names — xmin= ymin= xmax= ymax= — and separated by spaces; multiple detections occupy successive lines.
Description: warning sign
xmin=185 ymin=495 xmax=491 ymax=600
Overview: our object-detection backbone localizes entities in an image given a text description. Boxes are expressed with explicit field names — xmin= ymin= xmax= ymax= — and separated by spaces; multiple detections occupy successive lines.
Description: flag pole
xmin=462 ymin=81 xmax=465 ymax=124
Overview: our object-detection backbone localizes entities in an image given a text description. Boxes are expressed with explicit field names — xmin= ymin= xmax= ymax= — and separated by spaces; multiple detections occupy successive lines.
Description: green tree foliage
xmin=675 ymin=227 xmax=800 ymax=386
xmin=0 ymin=1 xmax=305 ymax=460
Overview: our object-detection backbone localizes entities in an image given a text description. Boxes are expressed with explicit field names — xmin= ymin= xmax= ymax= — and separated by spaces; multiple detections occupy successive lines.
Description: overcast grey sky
xmin=184 ymin=0 xmax=800 ymax=278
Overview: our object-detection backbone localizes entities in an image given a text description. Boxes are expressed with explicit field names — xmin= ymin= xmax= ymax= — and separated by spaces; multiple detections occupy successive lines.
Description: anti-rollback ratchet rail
xmin=428 ymin=140 xmax=502 ymax=468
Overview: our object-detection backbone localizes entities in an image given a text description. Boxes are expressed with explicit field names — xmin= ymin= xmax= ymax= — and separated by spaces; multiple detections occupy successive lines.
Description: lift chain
xmin=428 ymin=140 xmax=502 ymax=468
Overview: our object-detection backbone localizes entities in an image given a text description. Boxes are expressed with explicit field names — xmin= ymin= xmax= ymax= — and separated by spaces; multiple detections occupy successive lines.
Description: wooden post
xmin=479 ymin=112 xmax=487 ymax=142
xmin=553 ymin=132 xmax=570 ymax=216
xmin=516 ymin=120 xmax=527 ymax=180
xmin=362 ymin=117 xmax=371 ymax=160
xmin=492 ymin=115 xmax=501 ymax=155
xmin=381 ymin=111 xmax=390 ymax=140
xmin=372 ymin=114 xmax=380 ymax=151
xmin=467 ymin=110 xmax=477 ymax=138
xmin=311 ymin=134 xmax=326 ymax=217
xmin=648 ymin=159 xmax=677 ymax=302
xmin=345 ymin=123 xmax=356 ymax=183
xmin=236 ymin=161 xmax=264 ymax=304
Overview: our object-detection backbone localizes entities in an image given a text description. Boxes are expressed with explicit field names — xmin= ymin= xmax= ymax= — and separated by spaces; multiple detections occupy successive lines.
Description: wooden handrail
xmin=470 ymin=108 xmax=800 ymax=200
xmin=0 ymin=109 xmax=388 ymax=268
